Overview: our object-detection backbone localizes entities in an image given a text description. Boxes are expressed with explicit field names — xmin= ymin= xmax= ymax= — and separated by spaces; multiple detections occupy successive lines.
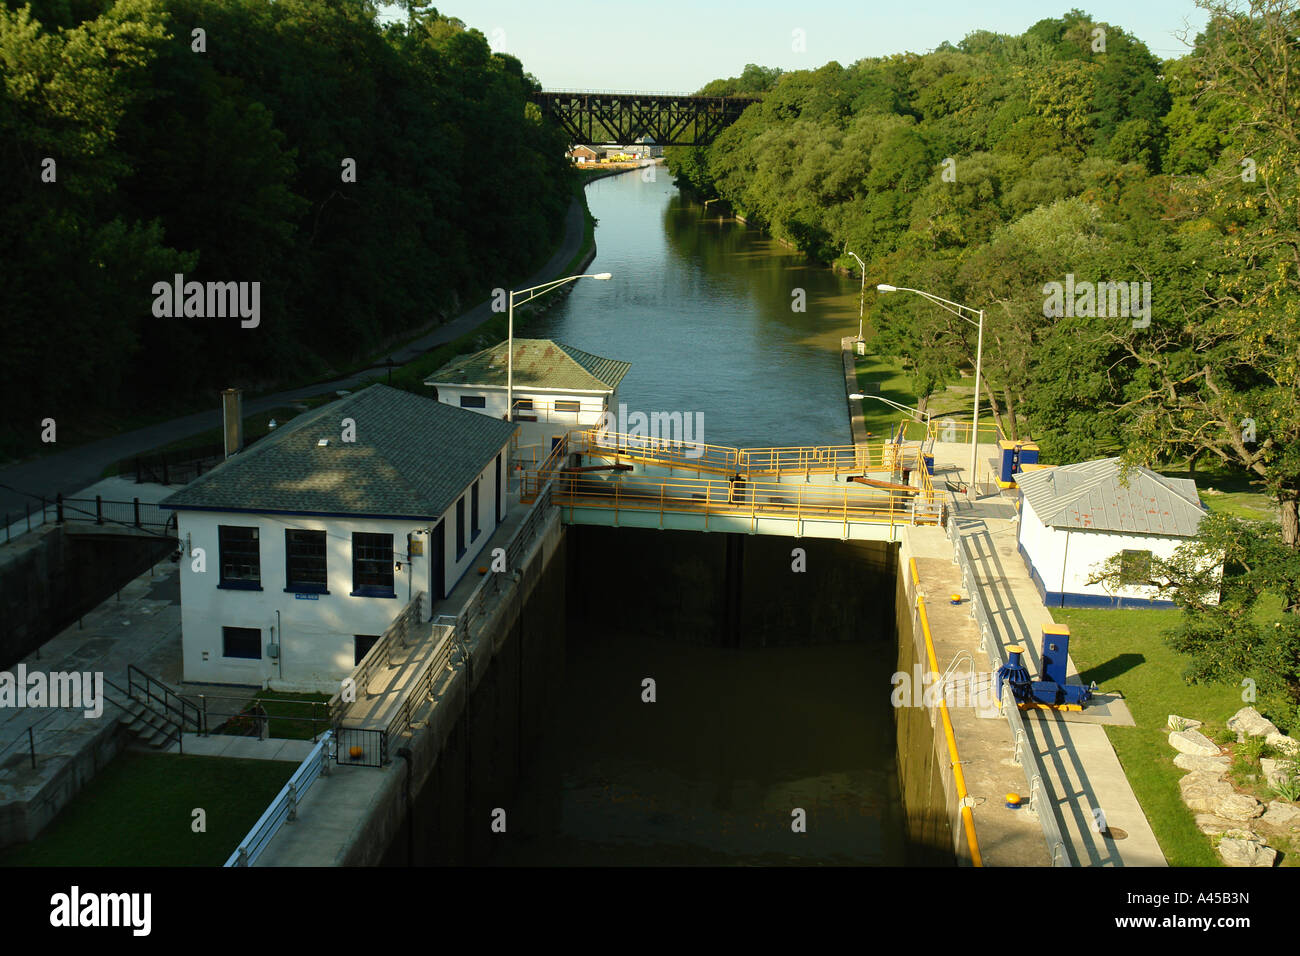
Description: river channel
xmin=483 ymin=169 xmax=910 ymax=866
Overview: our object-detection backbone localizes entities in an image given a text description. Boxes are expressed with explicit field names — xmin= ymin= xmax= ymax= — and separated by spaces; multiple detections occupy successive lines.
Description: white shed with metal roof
xmin=1015 ymin=457 xmax=1220 ymax=609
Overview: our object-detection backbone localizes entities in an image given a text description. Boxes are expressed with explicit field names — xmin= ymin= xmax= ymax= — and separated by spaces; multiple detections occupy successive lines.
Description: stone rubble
xmin=1228 ymin=706 xmax=1280 ymax=740
xmin=1170 ymin=711 xmax=1300 ymax=868
xmin=1168 ymin=729 xmax=1222 ymax=757
xmin=1218 ymin=836 xmax=1277 ymax=867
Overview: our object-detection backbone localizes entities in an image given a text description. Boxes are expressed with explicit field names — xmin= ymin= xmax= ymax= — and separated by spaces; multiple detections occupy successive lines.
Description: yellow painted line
xmin=913 ymin=572 xmax=983 ymax=867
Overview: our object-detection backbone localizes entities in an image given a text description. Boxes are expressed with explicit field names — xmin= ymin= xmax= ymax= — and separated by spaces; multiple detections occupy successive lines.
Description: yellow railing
xmin=520 ymin=429 xmax=942 ymax=525
xmin=551 ymin=472 xmax=921 ymax=527
xmin=579 ymin=429 xmax=741 ymax=475
xmin=925 ymin=420 xmax=1003 ymax=445
xmin=577 ymin=432 xmax=929 ymax=479
xmin=910 ymin=557 xmax=983 ymax=867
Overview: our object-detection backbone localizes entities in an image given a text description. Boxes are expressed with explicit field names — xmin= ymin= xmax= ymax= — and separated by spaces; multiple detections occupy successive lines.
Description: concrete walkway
xmin=952 ymin=506 xmax=1165 ymax=865
xmin=165 ymin=734 xmax=314 ymax=762
xmin=336 ymin=492 xmax=533 ymax=732
xmin=0 ymin=562 xmax=183 ymax=842
xmin=838 ymin=339 xmax=1164 ymax=865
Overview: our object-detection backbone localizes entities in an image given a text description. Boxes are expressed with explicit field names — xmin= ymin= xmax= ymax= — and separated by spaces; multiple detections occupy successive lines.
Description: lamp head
xmin=592 ymin=273 xmax=613 ymax=280
xmin=876 ymin=284 xmax=897 ymax=293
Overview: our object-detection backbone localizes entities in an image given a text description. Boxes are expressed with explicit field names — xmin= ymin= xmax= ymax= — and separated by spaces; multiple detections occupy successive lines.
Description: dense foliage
xmin=668 ymin=3 xmax=1299 ymax=546
xmin=669 ymin=3 xmax=1300 ymax=708
xmin=1 ymin=0 xmax=570 ymax=455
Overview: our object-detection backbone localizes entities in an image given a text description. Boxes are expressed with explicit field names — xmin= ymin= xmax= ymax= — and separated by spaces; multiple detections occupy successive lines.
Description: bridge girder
xmin=531 ymin=91 xmax=759 ymax=147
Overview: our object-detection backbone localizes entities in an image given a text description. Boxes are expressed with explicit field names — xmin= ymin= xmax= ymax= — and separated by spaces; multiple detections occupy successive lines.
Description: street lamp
xmin=846 ymin=250 xmax=866 ymax=347
xmin=849 ymin=392 xmax=932 ymax=428
xmin=876 ymin=284 xmax=985 ymax=497
xmin=506 ymin=273 xmax=613 ymax=420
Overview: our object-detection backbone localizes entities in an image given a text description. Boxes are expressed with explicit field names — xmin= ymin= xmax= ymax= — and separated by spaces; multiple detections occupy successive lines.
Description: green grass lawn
xmin=0 ymin=752 xmax=295 ymax=866
xmin=1157 ymin=466 xmax=1280 ymax=523
xmin=852 ymin=351 xmax=980 ymax=441
xmin=1058 ymin=607 xmax=1296 ymax=867
xmin=215 ymin=690 xmax=332 ymax=741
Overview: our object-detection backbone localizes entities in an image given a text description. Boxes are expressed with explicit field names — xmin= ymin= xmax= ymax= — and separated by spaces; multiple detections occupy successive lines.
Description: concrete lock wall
xmin=345 ymin=519 xmax=966 ymax=865
xmin=1 ymin=524 xmax=175 ymax=670
xmin=564 ymin=525 xmax=897 ymax=646
xmin=335 ymin=511 xmax=567 ymax=866
xmin=891 ymin=554 xmax=968 ymax=866
xmin=0 ymin=715 xmax=127 ymax=849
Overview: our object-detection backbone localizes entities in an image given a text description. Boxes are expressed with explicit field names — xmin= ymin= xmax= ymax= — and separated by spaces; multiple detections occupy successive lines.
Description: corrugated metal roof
xmin=1016 ymin=457 xmax=1206 ymax=537
xmin=424 ymin=338 xmax=631 ymax=392
xmin=161 ymin=385 xmax=517 ymax=518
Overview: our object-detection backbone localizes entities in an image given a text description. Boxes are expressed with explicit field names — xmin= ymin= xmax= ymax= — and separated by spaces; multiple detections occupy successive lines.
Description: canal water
xmin=485 ymin=169 xmax=910 ymax=866
xmin=528 ymin=168 xmax=861 ymax=449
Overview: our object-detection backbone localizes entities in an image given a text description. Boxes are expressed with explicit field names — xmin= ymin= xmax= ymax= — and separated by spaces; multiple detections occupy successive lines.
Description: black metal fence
xmin=334 ymin=725 xmax=387 ymax=768
xmin=2 ymin=494 xmax=178 ymax=547
xmin=131 ymin=443 xmax=226 ymax=485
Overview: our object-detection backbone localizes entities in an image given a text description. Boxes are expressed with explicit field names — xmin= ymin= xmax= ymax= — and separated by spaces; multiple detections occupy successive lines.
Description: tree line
xmin=668 ymin=3 xmax=1299 ymax=711
xmin=1 ymin=0 xmax=571 ymax=457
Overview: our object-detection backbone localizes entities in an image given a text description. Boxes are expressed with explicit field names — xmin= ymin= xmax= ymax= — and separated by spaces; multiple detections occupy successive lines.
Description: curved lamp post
xmin=846 ymin=251 xmax=866 ymax=346
xmin=507 ymin=273 xmax=612 ymax=421
xmin=876 ymin=284 xmax=985 ymax=498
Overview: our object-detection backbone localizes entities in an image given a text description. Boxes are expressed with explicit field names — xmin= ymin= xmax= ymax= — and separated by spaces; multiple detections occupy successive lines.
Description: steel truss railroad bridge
xmin=532 ymin=90 xmax=760 ymax=147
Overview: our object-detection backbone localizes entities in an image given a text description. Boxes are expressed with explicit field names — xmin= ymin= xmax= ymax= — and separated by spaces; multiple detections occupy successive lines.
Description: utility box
xmin=997 ymin=439 xmax=1019 ymax=483
xmin=1018 ymin=442 xmax=1040 ymax=467
xmin=1040 ymin=624 xmax=1071 ymax=687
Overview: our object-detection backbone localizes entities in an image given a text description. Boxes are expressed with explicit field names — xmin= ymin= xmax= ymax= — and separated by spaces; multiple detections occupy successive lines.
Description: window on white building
xmin=218 ymin=526 xmax=260 ymax=589
xmin=285 ymin=529 xmax=327 ymax=592
xmin=222 ymin=626 xmax=262 ymax=659
xmin=1119 ymin=549 xmax=1153 ymax=585
xmin=352 ymin=532 xmax=394 ymax=596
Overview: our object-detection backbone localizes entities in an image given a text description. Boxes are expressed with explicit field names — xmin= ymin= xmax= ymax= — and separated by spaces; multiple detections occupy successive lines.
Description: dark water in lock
xmin=486 ymin=170 xmax=908 ymax=865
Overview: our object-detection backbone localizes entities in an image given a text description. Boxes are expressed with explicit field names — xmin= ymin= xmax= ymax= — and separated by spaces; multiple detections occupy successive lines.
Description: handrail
xmin=225 ymin=731 xmax=333 ymax=866
xmin=0 ymin=708 xmax=61 ymax=762
xmin=104 ymin=674 xmax=184 ymax=752
xmin=383 ymin=481 xmax=558 ymax=747
xmin=533 ymin=471 xmax=939 ymax=527
xmin=126 ymin=664 xmax=200 ymax=735
xmin=944 ymin=517 xmax=1072 ymax=866
xmin=328 ymin=591 xmax=424 ymax=723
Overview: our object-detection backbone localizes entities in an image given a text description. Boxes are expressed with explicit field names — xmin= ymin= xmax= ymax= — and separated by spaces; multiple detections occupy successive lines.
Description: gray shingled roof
xmin=1016 ymin=457 xmax=1206 ymax=537
xmin=425 ymin=339 xmax=630 ymax=392
xmin=160 ymin=385 xmax=517 ymax=518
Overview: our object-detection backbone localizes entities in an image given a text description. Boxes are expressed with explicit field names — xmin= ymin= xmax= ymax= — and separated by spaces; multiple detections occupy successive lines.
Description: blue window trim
xmin=284 ymin=585 xmax=329 ymax=595
xmin=350 ymin=587 xmax=397 ymax=599
xmin=218 ymin=581 xmax=263 ymax=591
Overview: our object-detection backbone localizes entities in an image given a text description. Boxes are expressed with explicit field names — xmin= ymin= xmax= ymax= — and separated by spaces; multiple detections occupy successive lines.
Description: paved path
xmin=0 ymin=188 xmax=592 ymax=517
xmin=952 ymin=509 xmax=1165 ymax=865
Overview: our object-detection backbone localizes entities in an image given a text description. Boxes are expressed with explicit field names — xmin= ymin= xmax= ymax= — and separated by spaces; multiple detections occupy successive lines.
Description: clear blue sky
xmin=380 ymin=1 xmax=1209 ymax=91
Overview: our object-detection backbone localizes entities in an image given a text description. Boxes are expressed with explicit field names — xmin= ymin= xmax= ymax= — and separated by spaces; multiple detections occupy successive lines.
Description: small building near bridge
xmin=426 ymin=338 xmax=630 ymax=460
